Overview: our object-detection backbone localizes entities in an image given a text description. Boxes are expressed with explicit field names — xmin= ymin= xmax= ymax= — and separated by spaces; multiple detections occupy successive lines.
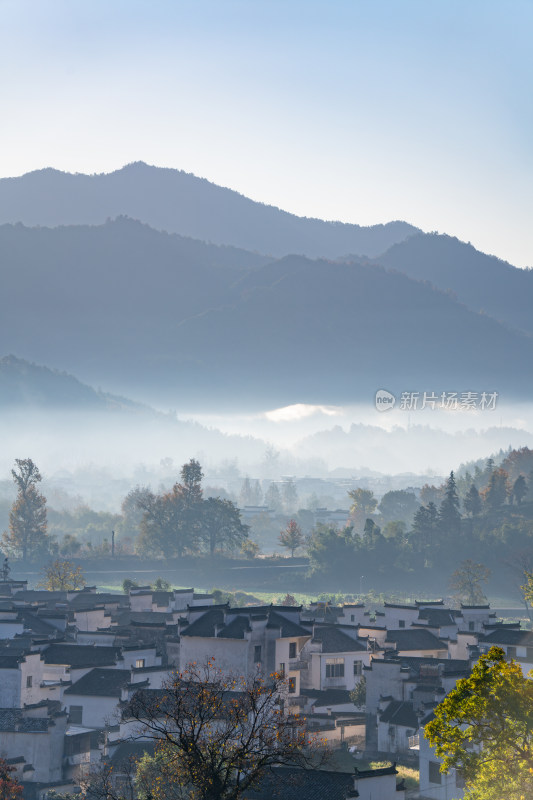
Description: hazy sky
xmin=1 ymin=0 xmax=531 ymax=266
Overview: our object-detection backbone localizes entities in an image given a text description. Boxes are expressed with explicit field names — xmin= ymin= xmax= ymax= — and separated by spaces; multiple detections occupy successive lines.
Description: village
xmin=0 ymin=571 xmax=526 ymax=799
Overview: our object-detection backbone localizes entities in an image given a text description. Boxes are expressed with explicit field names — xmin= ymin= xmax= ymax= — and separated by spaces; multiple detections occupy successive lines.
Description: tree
xmin=281 ymin=478 xmax=298 ymax=514
xmin=137 ymin=460 xmax=205 ymax=558
xmin=152 ymin=577 xmax=171 ymax=591
xmin=482 ymin=467 xmax=509 ymax=512
xmin=278 ymin=520 xmax=305 ymax=557
xmin=38 ymin=558 xmax=86 ymax=591
xmin=411 ymin=502 xmax=439 ymax=558
xmin=349 ymin=675 xmax=366 ymax=708
xmin=449 ymin=559 xmax=490 ymax=605
xmin=264 ymin=482 xmax=282 ymax=512
xmin=202 ymin=497 xmax=249 ymax=556
xmin=126 ymin=659 xmax=327 ymax=800
xmin=0 ymin=758 xmax=23 ymax=800
xmin=378 ymin=490 xmax=418 ymax=525
xmin=511 ymin=475 xmax=527 ymax=505
xmin=463 ymin=484 xmax=482 ymax=517
xmin=123 ymin=577 xmax=140 ymax=593
xmin=348 ymin=488 xmax=377 ymax=518
xmin=425 ymin=646 xmax=533 ymax=800
xmin=240 ymin=539 xmax=260 ymax=559
xmin=438 ymin=471 xmax=462 ymax=536
xmin=2 ymin=458 xmax=49 ymax=561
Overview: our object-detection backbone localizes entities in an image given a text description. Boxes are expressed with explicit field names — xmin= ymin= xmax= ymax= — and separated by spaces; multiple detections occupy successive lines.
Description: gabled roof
xmin=245 ymin=767 xmax=356 ymax=800
xmin=417 ymin=608 xmax=460 ymax=627
xmin=385 ymin=629 xmax=446 ymax=651
xmin=266 ymin=611 xmax=310 ymax=638
xmin=379 ymin=699 xmax=418 ymax=729
xmin=312 ymin=626 xmax=366 ymax=653
xmin=481 ymin=628 xmax=533 ymax=646
xmin=65 ymin=668 xmax=131 ymax=697
xmin=181 ymin=608 xmax=225 ymax=638
xmin=43 ymin=644 xmax=121 ymax=667
xmin=302 ymin=688 xmax=353 ymax=707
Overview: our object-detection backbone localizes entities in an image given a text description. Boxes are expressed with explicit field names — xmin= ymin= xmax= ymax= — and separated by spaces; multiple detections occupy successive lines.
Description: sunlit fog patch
xmin=264 ymin=404 xmax=342 ymax=423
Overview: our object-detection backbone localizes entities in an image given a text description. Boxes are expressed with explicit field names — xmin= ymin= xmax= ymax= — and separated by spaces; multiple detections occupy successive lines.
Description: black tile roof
xmin=312 ymin=626 xmax=366 ymax=653
xmin=379 ymin=700 xmax=418 ymax=729
xmin=0 ymin=709 xmax=49 ymax=732
xmin=244 ymin=767 xmax=356 ymax=800
xmin=65 ymin=668 xmax=131 ymax=697
xmin=418 ymin=608 xmax=460 ymax=627
xmin=43 ymin=644 xmax=121 ymax=667
xmin=302 ymin=689 xmax=353 ymax=707
xmin=481 ymin=629 xmax=533 ymax=646
xmin=385 ymin=629 xmax=446 ymax=651
xmin=181 ymin=608 xmax=225 ymax=638
xmin=266 ymin=611 xmax=311 ymax=639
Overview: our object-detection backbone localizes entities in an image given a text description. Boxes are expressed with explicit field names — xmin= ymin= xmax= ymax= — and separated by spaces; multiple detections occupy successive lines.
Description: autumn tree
xmin=125 ymin=659 xmax=328 ymax=800
xmin=278 ymin=519 xmax=305 ymax=557
xmin=348 ymin=488 xmax=377 ymax=518
xmin=425 ymin=646 xmax=533 ymax=800
xmin=449 ymin=559 xmax=490 ymax=605
xmin=2 ymin=458 xmax=49 ymax=561
xmin=38 ymin=558 xmax=86 ymax=591
xmin=0 ymin=758 xmax=23 ymax=800
xmin=511 ymin=475 xmax=527 ymax=505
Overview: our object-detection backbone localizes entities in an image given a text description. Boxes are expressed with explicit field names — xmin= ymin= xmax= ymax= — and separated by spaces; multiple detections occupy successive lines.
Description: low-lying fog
xmin=1 ymin=398 xmax=532 ymax=511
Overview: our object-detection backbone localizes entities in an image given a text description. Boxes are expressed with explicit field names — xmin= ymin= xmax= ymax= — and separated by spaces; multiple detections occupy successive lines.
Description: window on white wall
xmin=325 ymin=658 xmax=344 ymax=678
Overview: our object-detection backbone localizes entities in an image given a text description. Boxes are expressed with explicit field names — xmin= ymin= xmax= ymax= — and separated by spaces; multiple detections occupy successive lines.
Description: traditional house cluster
xmin=0 ymin=577 xmax=521 ymax=799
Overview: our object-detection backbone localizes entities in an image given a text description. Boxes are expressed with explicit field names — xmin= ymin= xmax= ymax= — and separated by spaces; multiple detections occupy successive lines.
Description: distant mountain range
xmin=0 ymin=164 xmax=531 ymax=408
xmin=0 ymin=162 xmax=418 ymax=258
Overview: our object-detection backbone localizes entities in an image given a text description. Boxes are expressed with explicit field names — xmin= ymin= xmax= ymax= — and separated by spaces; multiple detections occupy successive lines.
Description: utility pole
xmin=111 ymin=530 xmax=115 ymax=558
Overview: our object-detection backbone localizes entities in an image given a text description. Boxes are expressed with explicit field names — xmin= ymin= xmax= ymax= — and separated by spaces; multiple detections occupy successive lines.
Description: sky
xmin=0 ymin=0 xmax=531 ymax=266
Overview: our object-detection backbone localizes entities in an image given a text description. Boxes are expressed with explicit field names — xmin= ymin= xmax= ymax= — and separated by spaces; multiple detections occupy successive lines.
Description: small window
xmin=69 ymin=706 xmax=83 ymax=724
xmin=351 ymin=615 xmax=355 ymax=622
xmin=135 ymin=659 xmax=145 ymax=669
xmin=508 ymin=646 xmax=517 ymax=658
xmin=254 ymin=645 xmax=262 ymax=663
xmin=278 ymin=663 xmax=285 ymax=677
xmin=353 ymin=661 xmax=362 ymax=676
xmin=468 ymin=621 xmax=475 ymax=632
xmin=289 ymin=642 xmax=297 ymax=659
xmin=26 ymin=676 xmax=32 ymax=688
xmin=325 ymin=658 xmax=344 ymax=678
xmin=288 ymin=677 xmax=296 ymax=694
xmin=429 ymin=761 xmax=442 ymax=784
xmin=398 ymin=619 xmax=405 ymax=628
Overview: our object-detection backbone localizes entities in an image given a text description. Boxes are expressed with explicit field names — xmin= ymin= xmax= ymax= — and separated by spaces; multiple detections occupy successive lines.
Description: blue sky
xmin=0 ymin=0 xmax=531 ymax=265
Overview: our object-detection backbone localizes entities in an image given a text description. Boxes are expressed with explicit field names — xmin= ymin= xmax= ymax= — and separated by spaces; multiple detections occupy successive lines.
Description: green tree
xmin=122 ymin=577 xmax=140 ymax=593
xmin=378 ymin=490 xmax=418 ymax=525
xmin=307 ymin=524 xmax=357 ymax=576
xmin=411 ymin=502 xmax=439 ymax=557
xmin=281 ymin=478 xmax=298 ymax=513
xmin=264 ymin=482 xmax=282 ymax=512
xmin=511 ymin=475 xmax=527 ymax=505
xmin=152 ymin=577 xmax=171 ymax=591
xmin=2 ymin=458 xmax=49 ymax=561
xmin=202 ymin=497 xmax=249 ymax=556
xmin=127 ymin=659 xmax=327 ymax=800
xmin=278 ymin=519 xmax=305 ymax=557
xmin=463 ymin=484 xmax=482 ymax=517
xmin=349 ymin=675 xmax=366 ymax=707
xmin=425 ymin=646 xmax=533 ymax=800
xmin=38 ymin=558 xmax=86 ymax=591
xmin=450 ymin=559 xmax=490 ymax=605
xmin=438 ymin=471 xmax=462 ymax=536
xmin=240 ymin=539 xmax=260 ymax=559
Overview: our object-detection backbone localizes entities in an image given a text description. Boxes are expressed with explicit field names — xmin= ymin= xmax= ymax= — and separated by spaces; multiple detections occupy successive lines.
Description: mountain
xmin=0 ymin=355 xmax=143 ymax=411
xmin=0 ymin=162 xmax=418 ymax=258
xmin=0 ymin=217 xmax=266 ymax=387
xmin=1 ymin=218 xmax=531 ymax=408
xmin=167 ymin=255 xmax=533 ymax=406
xmin=368 ymin=233 xmax=533 ymax=336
